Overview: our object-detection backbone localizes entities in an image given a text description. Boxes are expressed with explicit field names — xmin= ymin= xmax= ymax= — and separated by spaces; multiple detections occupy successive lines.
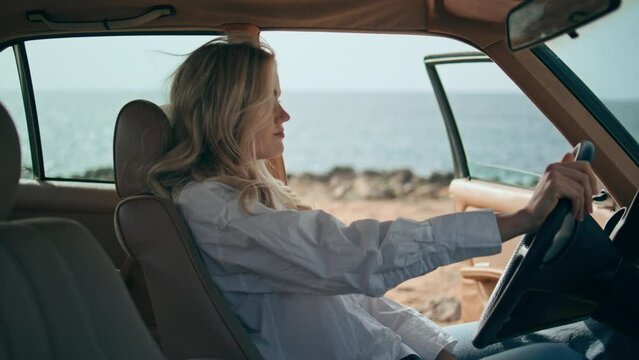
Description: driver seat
xmin=113 ymin=99 xmax=263 ymax=360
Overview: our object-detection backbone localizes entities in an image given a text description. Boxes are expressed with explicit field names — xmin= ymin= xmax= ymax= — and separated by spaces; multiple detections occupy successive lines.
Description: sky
xmin=2 ymin=32 xmax=498 ymax=93
xmin=1 ymin=1 xmax=637 ymax=99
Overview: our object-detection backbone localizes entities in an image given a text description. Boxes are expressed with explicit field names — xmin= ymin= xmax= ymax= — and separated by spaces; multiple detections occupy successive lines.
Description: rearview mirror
xmin=507 ymin=0 xmax=621 ymax=51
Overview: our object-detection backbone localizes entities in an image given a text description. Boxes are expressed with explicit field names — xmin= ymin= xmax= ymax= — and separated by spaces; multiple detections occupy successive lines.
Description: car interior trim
xmin=532 ymin=45 xmax=639 ymax=166
xmin=26 ymin=6 xmax=175 ymax=32
xmin=483 ymin=41 xmax=638 ymax=206
xmin=424 ymin=52 xmax=493 ymax=180
xmin=13 ymin=41 xmax=44 ymax=179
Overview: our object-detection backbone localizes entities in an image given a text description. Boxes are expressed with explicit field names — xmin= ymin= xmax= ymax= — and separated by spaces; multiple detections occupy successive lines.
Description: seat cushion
xmin=0 ymin=218 xmax=164 ymax=360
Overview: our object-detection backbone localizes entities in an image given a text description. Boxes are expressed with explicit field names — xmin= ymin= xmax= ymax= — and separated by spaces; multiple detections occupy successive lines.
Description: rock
xmin=383 ymin=169 xmax=418 ymax=197
xmin=427 ymin=172 xmax=454 ymax=185
xmin=332 ymin=184 xmax=351 ymax=199
xmin=80 ymin=167 xmax=114 ymax=181
xmin=292 ymin=172 xmax=326 ymax=182
xmin=362 ymin=169 xmax=383 ymax=177
xmin=352 ymin=176 xmax=394 ymax=199
xmin=412 ymin=184 xmax=446 ymax=199
xmin=388 ymin=169 xmax=416 ymax=184
xmin=291 ymin=167 xmax=452 ymax=201
xmin=328 ymin=166 xmax=356 ymax=180
xmin=423 ymin=297 xmax=461 ymax=322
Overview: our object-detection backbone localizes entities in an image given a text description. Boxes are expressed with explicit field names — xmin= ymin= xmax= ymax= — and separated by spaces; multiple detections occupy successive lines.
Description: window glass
xmin=0 ymin=47 xmax=32 ymax=178
xmin=547 ymin=1 xmax=639 ymax=149
xmin=263 ymin=32 xmax=471 ymax=177
xmin=25 ymin=35 xmax=214 ymax=181
xmin=436 ymin=61 xmax=572 ymax=187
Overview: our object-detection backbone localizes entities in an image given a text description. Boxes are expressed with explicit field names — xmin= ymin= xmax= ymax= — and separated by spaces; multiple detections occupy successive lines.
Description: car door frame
xmin=424 ymin=51 xmax=490 ymax=180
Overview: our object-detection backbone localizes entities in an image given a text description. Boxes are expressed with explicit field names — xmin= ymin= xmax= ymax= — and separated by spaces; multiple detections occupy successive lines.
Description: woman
xmin=148 ymin=38 xmax=597 ymax=360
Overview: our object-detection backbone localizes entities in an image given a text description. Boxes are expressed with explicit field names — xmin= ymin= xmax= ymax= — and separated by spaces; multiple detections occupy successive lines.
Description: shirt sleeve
xmin=180 ymin=183 xmax=502 ymax=296
xmin=356 ymin=295 xmax=456 ymax=360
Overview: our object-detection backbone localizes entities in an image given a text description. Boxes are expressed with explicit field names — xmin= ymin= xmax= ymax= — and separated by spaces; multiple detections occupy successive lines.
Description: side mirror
xmin=507 ymin=0 xmax=621 ymax=51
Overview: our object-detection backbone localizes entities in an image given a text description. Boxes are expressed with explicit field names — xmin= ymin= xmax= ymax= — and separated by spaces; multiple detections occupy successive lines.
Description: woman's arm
xmin=179 ymin=182 xmax=502 ymax=296
xmin=496 ymin=152 xmax=597 ymax=242
xmin=212 ymin=208 xmax=501 ymax=296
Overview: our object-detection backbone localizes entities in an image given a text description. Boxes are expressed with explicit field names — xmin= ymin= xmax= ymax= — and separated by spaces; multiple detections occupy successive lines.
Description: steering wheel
xmin=472 ymin=141 xmax=622 ymax=348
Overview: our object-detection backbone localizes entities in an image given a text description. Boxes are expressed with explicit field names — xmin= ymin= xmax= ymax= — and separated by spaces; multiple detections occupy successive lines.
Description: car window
xmin=262 ymin=32 xmax=473 ymax=179
xmin=433 ymin=60 xmax=571 ymax=188
xmin=546 ymin=0 xmax=639 ymax=161
xmin=23 ymin=35 xmax=214 ymax=181
xmin=0 ymin=47 xmax=32 ymax=178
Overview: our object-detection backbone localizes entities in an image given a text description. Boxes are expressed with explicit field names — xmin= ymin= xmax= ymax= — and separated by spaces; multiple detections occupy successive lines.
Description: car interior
xmin=0 ymin=102 xmax=164 ymax=359
xmin=1 ymin=0 xmax=638 ymax=359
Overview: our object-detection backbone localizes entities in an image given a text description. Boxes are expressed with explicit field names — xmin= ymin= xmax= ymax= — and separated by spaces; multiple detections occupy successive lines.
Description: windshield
xmin=545 ymin=0 xmax=639 ymax=153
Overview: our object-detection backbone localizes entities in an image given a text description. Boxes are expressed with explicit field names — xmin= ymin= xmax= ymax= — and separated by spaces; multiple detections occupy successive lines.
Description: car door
xmin=423 ymin=52 xmax=618 ymax=321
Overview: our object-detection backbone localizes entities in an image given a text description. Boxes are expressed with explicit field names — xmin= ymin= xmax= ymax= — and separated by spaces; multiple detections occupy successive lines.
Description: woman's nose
xmin=277 ymin=103 xmax=291 ymax=123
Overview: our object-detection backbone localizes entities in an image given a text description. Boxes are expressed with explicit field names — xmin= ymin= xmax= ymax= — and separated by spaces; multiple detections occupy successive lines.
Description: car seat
xmin=113 ymin=99 xmax=263 ymax=360
xmin=0 ymin=102 xmax=165 ymax=360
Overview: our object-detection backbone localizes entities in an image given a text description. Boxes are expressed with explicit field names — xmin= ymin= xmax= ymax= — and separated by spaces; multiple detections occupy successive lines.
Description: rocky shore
xmin=288 ymin=167 xmax=453 ymax=201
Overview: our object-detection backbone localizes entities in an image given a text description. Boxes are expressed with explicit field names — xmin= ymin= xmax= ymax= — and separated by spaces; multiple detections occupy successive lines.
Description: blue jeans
xmin=444 ymin=318 xmax=639 ymax=360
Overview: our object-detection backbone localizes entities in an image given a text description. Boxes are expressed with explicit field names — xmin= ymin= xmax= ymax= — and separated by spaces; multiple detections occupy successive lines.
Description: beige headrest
xmin=114 ymin=100 xmax=171 ymax=198
xmin=0 ymin=102 xmax=21 ymax=219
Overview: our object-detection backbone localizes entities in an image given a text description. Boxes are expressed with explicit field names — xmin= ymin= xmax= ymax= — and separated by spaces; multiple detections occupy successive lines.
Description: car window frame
xmin=1 ymin=31 xmax=222 ymax=184
xmin=532 ymin=45 xmax=639 ymax=166
xmin=424 ymin=51 xmax=557 ymax=189
xmin=423 ymin=52 xmax=488 ymax=179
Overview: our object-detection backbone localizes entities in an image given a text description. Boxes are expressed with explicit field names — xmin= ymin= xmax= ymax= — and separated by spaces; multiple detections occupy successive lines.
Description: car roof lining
xmin=0 ymin=0 xmax=520 ymax=46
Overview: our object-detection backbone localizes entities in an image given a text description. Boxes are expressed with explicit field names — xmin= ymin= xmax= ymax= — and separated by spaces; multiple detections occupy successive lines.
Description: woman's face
xmin=254 ymin=64 xmax=290 ymax=160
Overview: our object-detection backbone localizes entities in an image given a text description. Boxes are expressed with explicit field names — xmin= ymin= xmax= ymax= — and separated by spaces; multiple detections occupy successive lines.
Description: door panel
xmin=10 ymin=182 xmax=124 ymax=267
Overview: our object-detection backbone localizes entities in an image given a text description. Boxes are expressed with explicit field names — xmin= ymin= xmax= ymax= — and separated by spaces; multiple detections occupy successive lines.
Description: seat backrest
xmin=113 ymin=100 xmax=263 ymax=360
xmin=0 ymin=102 xmax=165 ymax=360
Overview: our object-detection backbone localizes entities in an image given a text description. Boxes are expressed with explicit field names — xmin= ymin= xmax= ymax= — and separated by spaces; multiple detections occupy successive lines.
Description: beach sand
xmin=288 ymin=172 xmax=467 ymax=326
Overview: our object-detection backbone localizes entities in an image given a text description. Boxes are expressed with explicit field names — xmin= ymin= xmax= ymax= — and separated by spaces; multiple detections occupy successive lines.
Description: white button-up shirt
xmin=176 ymin=180 xmax=502 ymax=360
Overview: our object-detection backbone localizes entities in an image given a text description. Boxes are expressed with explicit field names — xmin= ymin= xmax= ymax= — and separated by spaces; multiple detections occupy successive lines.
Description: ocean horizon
xmin=1 ymin=89 xmax=637 ymax=183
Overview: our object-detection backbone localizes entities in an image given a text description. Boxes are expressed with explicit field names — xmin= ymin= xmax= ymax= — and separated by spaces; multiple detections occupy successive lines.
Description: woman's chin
xmin=256 ymin=147 xmax=284 ymax=160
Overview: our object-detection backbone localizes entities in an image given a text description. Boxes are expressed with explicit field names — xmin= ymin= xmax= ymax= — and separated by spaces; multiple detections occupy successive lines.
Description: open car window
xmin=261 ymin=31 xmax=474 ymax=180
xmin=8 ymin=32 xmax=471 ymax=185
xmin=12 ymin=35 xmax=214 ymax=181
xmin=424 ymin=53 xmax=571 ymax=188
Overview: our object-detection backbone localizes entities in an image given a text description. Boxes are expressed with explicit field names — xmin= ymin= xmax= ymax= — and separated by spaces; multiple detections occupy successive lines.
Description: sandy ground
xmin=289 ymin=178 xmax=466 ymax=326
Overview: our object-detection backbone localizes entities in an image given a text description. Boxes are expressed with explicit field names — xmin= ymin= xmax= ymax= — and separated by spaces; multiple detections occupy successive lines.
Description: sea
xmin=1 ymin=90 xmax=638 ymax=182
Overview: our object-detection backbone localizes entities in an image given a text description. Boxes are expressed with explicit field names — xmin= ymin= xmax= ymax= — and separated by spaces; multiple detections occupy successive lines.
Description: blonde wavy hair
xmin=148 ymin=38 xmax=307 ymax=211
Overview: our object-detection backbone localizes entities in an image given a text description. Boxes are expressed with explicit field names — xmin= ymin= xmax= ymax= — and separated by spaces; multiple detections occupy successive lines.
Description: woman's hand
xmin=526 ymin=152 xmax=598 ymax=225
xmin=496 ymin=152 xmax=598 ymax=242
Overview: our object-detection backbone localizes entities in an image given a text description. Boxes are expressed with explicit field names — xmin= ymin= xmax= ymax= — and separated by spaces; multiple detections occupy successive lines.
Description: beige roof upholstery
xmin=2 ymin=0 xmax=426 ymax=42
xmin=0 ymin=0 xmax=521 ymax=46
